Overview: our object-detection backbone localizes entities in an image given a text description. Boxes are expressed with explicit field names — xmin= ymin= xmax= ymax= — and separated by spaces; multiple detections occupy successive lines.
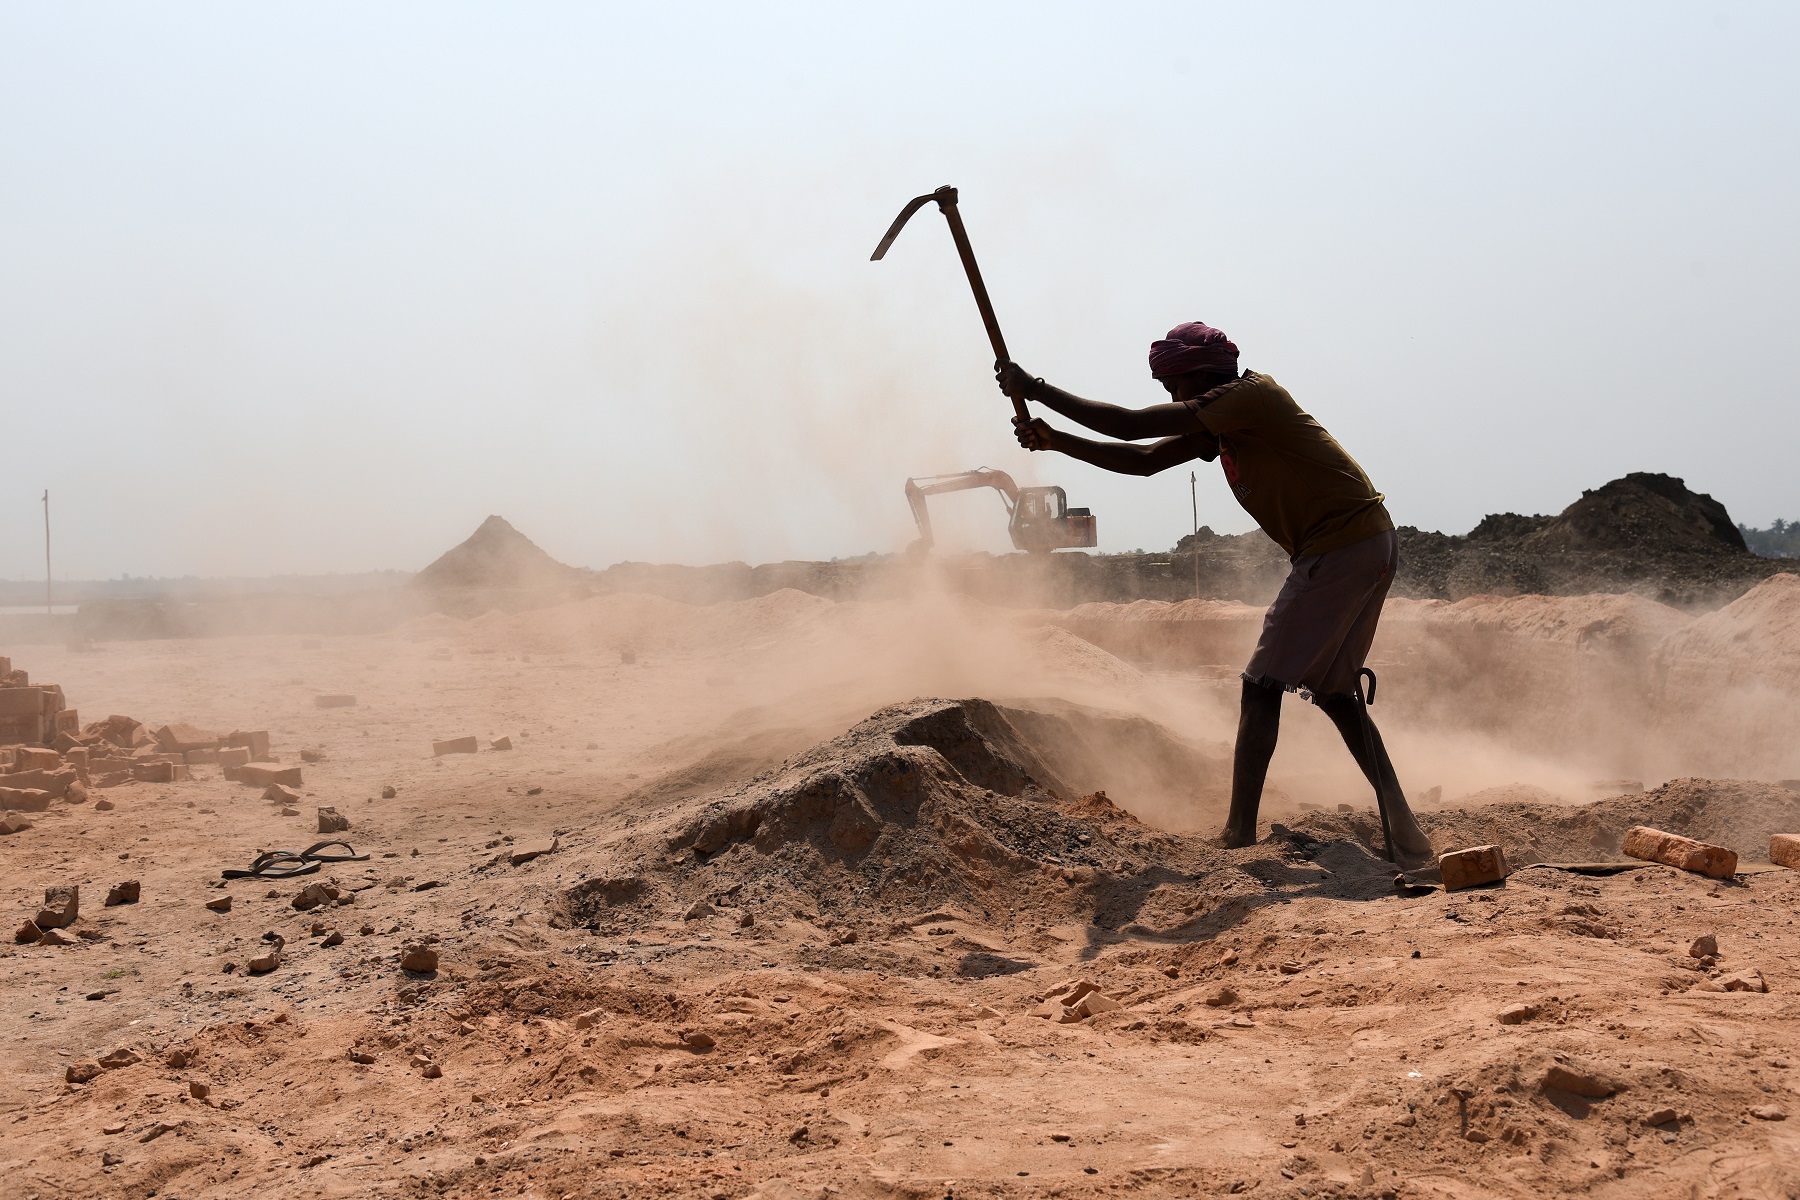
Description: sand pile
xmin=559 ymin=698 xmax=1255 ymax=944
xmin=411 ymin=516 xmax=587 ymax=604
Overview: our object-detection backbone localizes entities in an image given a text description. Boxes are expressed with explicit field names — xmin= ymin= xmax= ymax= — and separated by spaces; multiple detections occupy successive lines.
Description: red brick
xmin=5 ymin=768 xmax=76 ymax=798
xmin=235 ymin=762 xmax=303 ymax=788
xmin=155 ymin=723 xmax=217 ymax=752
xmin=222 ymin=730 xmax=271 ymax=759
xmin=1622 ymin=825 xmax=1737 ymax=879
xmin=433 ymin=737 xmax=478 ymax=756
xmin=13 ymin=747 xmax=60 ymax=771
xmin=217 ymin=746 xmax=252 ymax=770
xmin=1440 ymin=844 xmax=1510 ymax=891
xmin=1772 ymin=834 xmax=1800 ymax=871
xmin=0 ymin=787 xmax=52 ymax=812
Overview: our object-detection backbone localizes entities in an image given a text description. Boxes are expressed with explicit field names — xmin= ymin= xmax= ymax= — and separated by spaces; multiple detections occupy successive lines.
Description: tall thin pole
xmin=1189 ymin=471 xmax=1200 ymax=601
xmin=43 ymin=490 xmax=53 ymax=618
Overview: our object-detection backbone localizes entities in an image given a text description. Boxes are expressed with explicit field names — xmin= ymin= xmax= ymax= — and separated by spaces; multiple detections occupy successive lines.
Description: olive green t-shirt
xmin=1183 ymin=371 xmax=1392 ymax=558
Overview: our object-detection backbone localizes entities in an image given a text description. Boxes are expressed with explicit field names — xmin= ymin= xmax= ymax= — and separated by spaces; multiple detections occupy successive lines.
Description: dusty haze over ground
xmin=3 ymin=3 xmax=1799 ymax=578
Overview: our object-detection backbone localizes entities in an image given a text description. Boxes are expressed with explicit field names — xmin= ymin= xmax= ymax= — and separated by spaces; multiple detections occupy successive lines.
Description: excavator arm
xmin=905 ymin=470 xmax=1021 ymax=552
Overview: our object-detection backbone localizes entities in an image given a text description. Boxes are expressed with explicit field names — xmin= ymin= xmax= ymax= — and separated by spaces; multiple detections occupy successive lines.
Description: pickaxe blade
xmin=869 ymin=185 xmax=957 ymax=261
xmin=868 ymin=184 xmax=1024 ymax=417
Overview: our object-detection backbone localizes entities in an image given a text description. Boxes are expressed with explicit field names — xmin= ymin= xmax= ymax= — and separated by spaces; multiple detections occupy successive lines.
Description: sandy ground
xmin=3 ymin=592 xmax=1799 ymax=1199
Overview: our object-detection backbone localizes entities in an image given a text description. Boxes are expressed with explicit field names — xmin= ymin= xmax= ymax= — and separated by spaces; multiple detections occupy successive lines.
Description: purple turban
xmin=1148 ymin=321 xmax=1239 ymax=378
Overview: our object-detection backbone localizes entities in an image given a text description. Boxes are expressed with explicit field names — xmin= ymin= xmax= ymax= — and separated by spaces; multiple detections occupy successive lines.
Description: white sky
xmin=3 ymin=2 xmax=1796 ymax=577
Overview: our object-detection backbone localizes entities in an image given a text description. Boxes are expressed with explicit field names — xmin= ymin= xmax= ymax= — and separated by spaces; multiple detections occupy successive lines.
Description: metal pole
xmin=1189 ymin=471 xmax=1200 ymax=601
xmin=42 ymin=490 xmax=52 ymax=618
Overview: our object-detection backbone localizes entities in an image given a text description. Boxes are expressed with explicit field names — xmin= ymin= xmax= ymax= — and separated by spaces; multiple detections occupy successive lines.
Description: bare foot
xmin=1218 ymin=825 xmax=1258 ymax=849
xmin=1384 ymin=799 xmax=1433 ymax=858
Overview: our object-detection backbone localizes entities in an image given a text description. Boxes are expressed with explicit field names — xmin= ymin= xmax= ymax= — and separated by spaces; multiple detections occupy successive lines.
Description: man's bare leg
xmin=1318 ymin=696 xmax=1432 ymax=856
xmin=1222 ymin=678 xmax=1284 ymax=847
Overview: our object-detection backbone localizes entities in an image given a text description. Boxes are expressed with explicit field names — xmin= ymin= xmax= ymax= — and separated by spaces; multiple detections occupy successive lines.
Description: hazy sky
xmin=4 ymin=2 xmax=1796 ymax=579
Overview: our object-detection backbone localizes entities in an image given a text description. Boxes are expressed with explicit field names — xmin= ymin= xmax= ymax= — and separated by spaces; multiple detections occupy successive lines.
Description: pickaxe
xmin=870 ymin=185 xmax=1027 ymax=421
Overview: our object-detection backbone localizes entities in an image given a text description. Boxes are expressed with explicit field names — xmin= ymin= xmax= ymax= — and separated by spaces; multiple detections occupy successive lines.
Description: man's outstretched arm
xmin=997 ymin=362 xmax=1196 ymax=441
xmin=1014 ymin=416 xmax=1218 ymax=476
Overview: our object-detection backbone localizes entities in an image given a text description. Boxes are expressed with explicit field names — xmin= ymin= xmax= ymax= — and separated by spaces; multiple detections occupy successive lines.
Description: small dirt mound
xmin=413 ymin=515 xmax=585 ymax=591
xmin=557 ymin=698 xmax=1363 ymax=944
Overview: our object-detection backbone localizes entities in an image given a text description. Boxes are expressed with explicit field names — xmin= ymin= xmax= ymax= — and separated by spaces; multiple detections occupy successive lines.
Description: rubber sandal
xmin=297 ymin=840 xmax=369 ymax=863
xmin=222 ymin=851 xmax=322 ymax=880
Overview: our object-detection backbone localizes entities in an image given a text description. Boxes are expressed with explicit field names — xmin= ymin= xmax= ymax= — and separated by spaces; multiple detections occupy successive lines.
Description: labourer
xmin=997 ymin=321 xmax=1431 ymax=855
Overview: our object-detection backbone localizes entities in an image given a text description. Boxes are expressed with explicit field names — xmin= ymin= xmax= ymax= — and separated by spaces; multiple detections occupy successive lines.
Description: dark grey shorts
xmin=1243 ymin=529 xmax=1398 ymax=702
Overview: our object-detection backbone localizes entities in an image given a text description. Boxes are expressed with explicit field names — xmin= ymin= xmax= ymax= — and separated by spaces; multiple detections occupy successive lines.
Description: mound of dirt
xmin=559 ymin=698 xmax=1281 ymax=944
xmin=1396 ymin=473 xmax=1781 ymax=605
xmin=412 ymin=515 xmax=586 ymax=592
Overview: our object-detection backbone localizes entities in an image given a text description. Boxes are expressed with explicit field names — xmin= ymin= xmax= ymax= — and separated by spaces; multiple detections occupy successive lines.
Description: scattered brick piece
xmin=98 ymin=1047 xmax=142 ymax=1069
xmin=432 ymin=736 xmax=478 ymax=757
xmin=291 ymin=882 xmax=341 ymax=911
xmin=15 ymin=918 xmax=43 ymax=944
xmin=36 ymin=884 xmax=79 ymax=930
xmin=1440 ymin=844 xmax=1510 ymax=891
xmin=348 ymin=1049 xmax=376 ymax=1064
xmin=0 ymin=787 xmax=54 ymax=812
xmin=155 ymin=724 xmax=218 ymax=752
xmin=0 ymin=811 xmax=34 ymax=834
xmin=164 ymin=1049 xmax=190 ymax=1068
xmin=234 ymin=762 xmax=302 ymax=789
xmin=222 ymin=730 xmax=271 ymax=759
xmin=188 ymin=1081 xmax=210 ymax=1100
xmin=263 ymin=783 xmax=301 ymax=804
xmin=1714 ymin=969 xmax=1768 ymax=993
xmin=511 ymin=837 xmax=559 ymax=866
xmin=1750 ymin=1105 xmax=1788 ymax=1121
xmin=132 ymin=761 xmax=189 ymax=784
xmin=1771 ymin=834 xmax=1800 ymax=871
xmin=316 ymin=806 xmax=350 ymax=834
xmin=204 ymin=896 xmax=233 ymax=913
xmin=299 ymin=748 xmax=325 ymax=763
xmin=104 ymin=881 xmax=141 ymax=907
xmin=400 ymin=945 xmax=439 ymax=972
xmin=247 ymin=949 xmax=282 ymax=973
xmin=314 ymin=694 xmax=357 ymax=708
xmin=1689 ymin=934 xmax=1718 ymax=959
xmin=490 ymin=737 xmax=513 ymax=751
xmin=1498 ymin=1003 xmax=1538 ymax=1025
xmin=1622 ymin=825 xmax=1737 ymax=879
xmin=380 ymin=785 xmax=396 ymax=799
xmin=682 ymin=1031 xmax=716 ymax=1050
xmin=94 ymin=798 xmax=115 ymax=811
xmin=65 ymin=1062 xmax=103 ymax=1084
xmin=422 ymin=1063 xmax=443 ymax=1079
xmin=216 ymin=747 xmax=252 ymax=771
xmin=36 ymin=928 xmax=73 ymax=946
xmin=321 ymin=930 xmax=343 ymax=947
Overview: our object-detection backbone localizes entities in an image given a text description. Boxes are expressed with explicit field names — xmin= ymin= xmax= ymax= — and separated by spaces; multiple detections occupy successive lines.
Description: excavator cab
xmin=905 ymin=470 xmax=1097 ymax=555
xmin=1009 ymin=485 xmax=1096 ymax=553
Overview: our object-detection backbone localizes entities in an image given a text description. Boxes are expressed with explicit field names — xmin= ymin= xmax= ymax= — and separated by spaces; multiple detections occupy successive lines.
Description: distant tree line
xmin=1740 ymin=519 xmax=1800 ymax=558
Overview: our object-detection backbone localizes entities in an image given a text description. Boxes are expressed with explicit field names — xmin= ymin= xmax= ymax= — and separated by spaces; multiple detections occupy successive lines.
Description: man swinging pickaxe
xmin=871 ymin=185 xmax=1431 ymax=861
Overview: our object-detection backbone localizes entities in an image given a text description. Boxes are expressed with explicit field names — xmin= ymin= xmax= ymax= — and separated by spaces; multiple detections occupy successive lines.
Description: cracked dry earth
xmin=2 ymin=630 xmax=1799 ymax=1200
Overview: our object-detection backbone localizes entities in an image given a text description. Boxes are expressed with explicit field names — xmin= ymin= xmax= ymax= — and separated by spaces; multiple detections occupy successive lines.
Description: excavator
xmin=904 ymin=469 xmax=1097 ymax=555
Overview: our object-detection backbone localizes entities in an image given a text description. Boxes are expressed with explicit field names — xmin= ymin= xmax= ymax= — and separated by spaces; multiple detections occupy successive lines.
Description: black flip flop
xmin=221 ymin=840 xmax=369 ymax=879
